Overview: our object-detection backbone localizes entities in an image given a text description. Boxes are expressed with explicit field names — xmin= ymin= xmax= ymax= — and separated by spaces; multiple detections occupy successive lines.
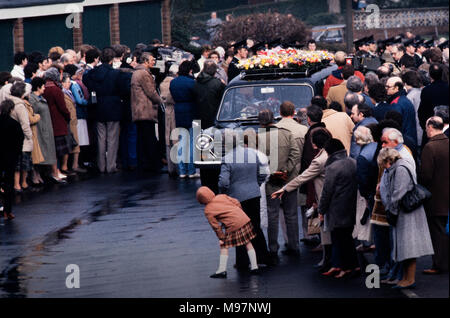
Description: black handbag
xmin=398 ymin=165 xmax=432 ymax=213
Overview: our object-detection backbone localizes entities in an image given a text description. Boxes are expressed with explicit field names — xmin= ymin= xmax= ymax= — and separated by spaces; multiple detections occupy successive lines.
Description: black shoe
xmin=318 ymin=263 xmax=332 ymax=273
xmin=61 ymin=169 xmax=76 ymax=176
xmin=210 ymin=271 xmax=227 ymax=279
xmin=51 ymin=177 xmax=67 ymax=184
xmin=268 ymin=252 xmax=280 ymax=265
xmin=281 ymin=248 xmax=300 ymax=257
xmin=250 ymin=269 xmax=260 ymax=275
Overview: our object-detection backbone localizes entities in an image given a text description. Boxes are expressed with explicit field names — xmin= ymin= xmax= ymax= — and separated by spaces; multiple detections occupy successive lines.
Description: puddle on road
xmin=0 ymin=185 xmax=180 ymax=297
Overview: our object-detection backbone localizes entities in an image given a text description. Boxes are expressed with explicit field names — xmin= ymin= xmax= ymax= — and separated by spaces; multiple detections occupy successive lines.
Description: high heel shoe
xmin=335 ymin=270 xmax=352 ymax=279
xmin=3 ymin=212 xmax=15 ymax=220
xmin=321 ymin=267 xmax=341 ymax=277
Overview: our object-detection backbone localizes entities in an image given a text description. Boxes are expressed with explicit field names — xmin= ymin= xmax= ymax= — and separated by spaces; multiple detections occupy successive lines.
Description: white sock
xmin=216 ymin=254 xmax=228 ymax=274
xmin=247 ymin=249 xmax=258 ymax=270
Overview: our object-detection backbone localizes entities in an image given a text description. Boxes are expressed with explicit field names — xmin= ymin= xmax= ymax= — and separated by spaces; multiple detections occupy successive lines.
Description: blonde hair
xmin=48 ymin=46 xmax=64 ymax=56
xmin=377 ymin=147 xmax=401 ymax=167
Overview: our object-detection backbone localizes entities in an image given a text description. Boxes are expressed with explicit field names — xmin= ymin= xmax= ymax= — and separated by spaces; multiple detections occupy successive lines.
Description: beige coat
xmin=259 ymin=126 xmax=301 ymax=194
xmin=321 ymin=109 xmax=354 ymax=154
xmin=159 ymin=75 xmax=176 ymax=146
xmin=64 ymin=94 xmax=80 ymax=154
xmin=24 ymin=100 xmax=44 ymax=164
xmin=326 ymin=81 xmax=347 ymax=112
xmin=130 ymin=64 xmax=162 ymax=122
xmin=275 ymin=117 xmax=308 ymax=172
xmin=9 ymin=95 xmax=33 ymax=152
xmin=283 ymin=148 xmax=328 ymax=201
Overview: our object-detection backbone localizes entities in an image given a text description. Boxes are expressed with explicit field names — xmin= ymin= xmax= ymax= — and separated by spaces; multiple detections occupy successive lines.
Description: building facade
xmin=0 ymin=0 xmax=171 ymax=71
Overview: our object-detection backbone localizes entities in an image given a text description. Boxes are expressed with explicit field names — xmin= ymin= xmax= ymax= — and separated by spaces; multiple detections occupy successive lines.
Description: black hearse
xmin=194 ymin=63 xmax=338 ymax=191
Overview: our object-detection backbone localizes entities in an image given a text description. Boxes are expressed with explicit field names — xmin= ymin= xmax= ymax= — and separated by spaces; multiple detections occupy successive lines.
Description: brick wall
xmin=73 ymin=13 xmax=83 ymax=51
xmin=161 ymin=0 xmax=171 ymax=45
xmin=110 ymin=3 xmax=120 ymax=45
xmin=13 ymin=18 xmax=24 ymax=53
xmin=354 ymin=26 xmax=449 ymax=42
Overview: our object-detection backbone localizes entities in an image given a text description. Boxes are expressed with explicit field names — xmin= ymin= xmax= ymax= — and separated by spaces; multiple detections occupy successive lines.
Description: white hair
xmin=354 ymin=126 xmax=374 ymax=145
xmin=382 ymin=127 xmax=404 ymax=144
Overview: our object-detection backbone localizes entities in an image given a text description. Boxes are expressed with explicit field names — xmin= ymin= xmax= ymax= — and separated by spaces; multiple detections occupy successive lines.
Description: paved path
xmin=0 ymin=172 xmax=448 ymax=298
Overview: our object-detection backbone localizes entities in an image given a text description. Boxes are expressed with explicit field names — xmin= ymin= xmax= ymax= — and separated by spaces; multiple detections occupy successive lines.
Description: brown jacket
xmin=419 ymin=133 xmax=449 ymax=216
xmin=64 ymin=94 xmax=80 ymax=154
xmin=197 ymin=187 xmax=251 ymax=240
xmin=326 ymin=81 xmax=347 ymax=112
xmin=130 ymin=64 xmax=162 ymax=122
xmin=24 ymin=100 xmax=44 ymax=164
xmin=321 ymin=109 xmax=354 ymax=154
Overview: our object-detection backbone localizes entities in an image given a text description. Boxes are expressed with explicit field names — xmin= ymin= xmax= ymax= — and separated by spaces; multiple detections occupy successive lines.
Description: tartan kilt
xmin=221 ymin=222 xmax=257 ymax=249
xmin=54 ymin=135 xmax=70 ymax=157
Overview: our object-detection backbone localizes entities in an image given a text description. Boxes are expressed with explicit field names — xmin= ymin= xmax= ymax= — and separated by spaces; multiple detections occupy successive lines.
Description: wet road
xmin=0 ymin=171 xmax=448 ymax=298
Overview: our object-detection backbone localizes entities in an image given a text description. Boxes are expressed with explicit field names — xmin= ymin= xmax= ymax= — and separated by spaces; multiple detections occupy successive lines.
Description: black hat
xmin=403 ymin=38 xmax=415 ymax=48
xmin=366 ymin=35 xmax=375 ymax=44
xmin=424 ymin=39 xmax=434 ymax=48
xmin=393 ymin=36 xmax=403 ymax=44
xmin=250 ymin=41 xmax=267 ymax=54
xmin=354 ymin=37 xmax=368 ymax=48
xmin=438 ymin=40 xmax=449 ymax=50
xmin=267 ymin=38 xmax=282 ymax=49
xmin=415 ymin=39 xmax=425 ymax=48
xmin=384 ymin=37 xmax=395 ymax=46
xmin=234 ymin=39 xmax=248 ymax=50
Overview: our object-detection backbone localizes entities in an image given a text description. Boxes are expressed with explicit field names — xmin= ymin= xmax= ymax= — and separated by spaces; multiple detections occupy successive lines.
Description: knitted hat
xmin=196 ymin=186 xmax=215 ymax=205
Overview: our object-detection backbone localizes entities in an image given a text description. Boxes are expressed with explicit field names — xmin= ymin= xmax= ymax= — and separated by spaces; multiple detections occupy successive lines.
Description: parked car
xmin=312 ymin=24 xmax=346 ymax=43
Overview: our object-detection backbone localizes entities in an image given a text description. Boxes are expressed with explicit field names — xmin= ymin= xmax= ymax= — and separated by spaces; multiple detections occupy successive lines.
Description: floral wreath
xmin=238 ymin=47 xmax=335 ymax=71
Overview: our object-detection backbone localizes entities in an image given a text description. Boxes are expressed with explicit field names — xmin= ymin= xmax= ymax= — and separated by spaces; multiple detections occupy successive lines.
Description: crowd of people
xmin=195 ymin=34 xmax=449 ymax=288
xmin=0 ymin=30 xmax=448 ymax=290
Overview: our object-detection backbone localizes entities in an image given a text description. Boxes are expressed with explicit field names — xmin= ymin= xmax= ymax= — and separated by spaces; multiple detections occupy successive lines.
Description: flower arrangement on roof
xmin=237 ymin=47 xmax=335 ymax=72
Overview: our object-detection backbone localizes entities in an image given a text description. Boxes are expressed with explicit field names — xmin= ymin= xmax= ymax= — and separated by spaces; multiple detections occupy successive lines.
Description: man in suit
xmin=227 ymin=40 xmax=248 ymax=82
xmin=418 ymin=64 xmax=449 ymax=145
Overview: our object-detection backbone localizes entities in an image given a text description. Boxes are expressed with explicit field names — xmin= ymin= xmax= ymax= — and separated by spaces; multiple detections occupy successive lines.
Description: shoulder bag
xmin=398 ymin=165 xmax=432 ymax=213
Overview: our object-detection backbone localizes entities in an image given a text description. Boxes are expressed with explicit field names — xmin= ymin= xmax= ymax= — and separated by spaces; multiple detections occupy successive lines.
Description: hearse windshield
xmin=217 ymin=84 xmax=314 ymax=121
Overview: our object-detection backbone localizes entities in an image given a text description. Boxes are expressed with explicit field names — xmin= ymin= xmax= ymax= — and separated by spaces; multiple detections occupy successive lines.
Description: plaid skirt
xmin=221 ymin=222 xmax=257 ymax=249
xmin=54 ymin=135 xmax=70 ymax=157
xmin=15 ymin=152 xmax=33 ymax=172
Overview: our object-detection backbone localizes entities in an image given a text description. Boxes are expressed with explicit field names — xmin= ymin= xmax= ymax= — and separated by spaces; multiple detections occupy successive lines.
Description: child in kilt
xmin=196 ymin=186 xmax=259 ymax=278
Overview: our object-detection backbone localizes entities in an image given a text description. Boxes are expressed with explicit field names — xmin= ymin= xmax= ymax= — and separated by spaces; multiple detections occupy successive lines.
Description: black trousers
xmin=200 ymin=168 xmax=220 ymax=194
xmin=330 ymin=227 xmax=359 ymax=271
xmin=427 ymin=215 xmax=449 ymax=272
xmin=0 ymin=167 xmax=15 ymax=214
xmin=235 ymin=197 xmax=270 ymax=268
xmin=136 ymin=121 xmax=162 ymax=172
